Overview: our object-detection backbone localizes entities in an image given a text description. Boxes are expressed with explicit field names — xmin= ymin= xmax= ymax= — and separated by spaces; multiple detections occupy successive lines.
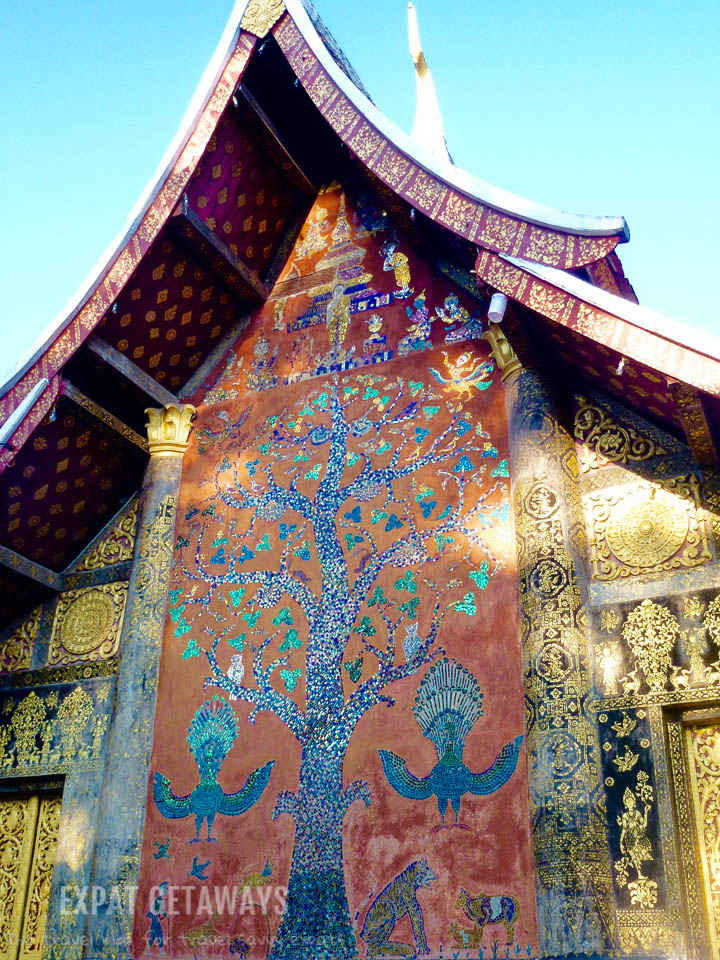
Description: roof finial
xmin=408 ymin=3 xmax=451 ymax=164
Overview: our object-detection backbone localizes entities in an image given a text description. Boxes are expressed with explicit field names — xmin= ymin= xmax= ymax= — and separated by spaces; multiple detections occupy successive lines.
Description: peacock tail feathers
xmin=187 ymin=696 xmax=239 ymax=766
xmin=412 ymin=658 xmax=483 ymax=758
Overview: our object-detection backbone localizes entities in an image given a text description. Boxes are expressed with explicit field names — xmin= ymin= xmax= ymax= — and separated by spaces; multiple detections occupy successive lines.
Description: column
xmin=483 ymin=323 xmax=616 ymax=954
xmin=86 ymin=403 xmax=195 ymax=958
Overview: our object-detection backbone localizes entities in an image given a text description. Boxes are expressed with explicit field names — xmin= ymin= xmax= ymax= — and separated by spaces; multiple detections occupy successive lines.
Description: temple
xmin=0 ymin=2 xmax=718 ymax=958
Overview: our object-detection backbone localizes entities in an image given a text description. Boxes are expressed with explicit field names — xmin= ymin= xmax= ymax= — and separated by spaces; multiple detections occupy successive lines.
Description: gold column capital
xmin=145 ymin=404 xmax=196 ymax=457
xmin=482 ymin=322 xmax=525 ymax=382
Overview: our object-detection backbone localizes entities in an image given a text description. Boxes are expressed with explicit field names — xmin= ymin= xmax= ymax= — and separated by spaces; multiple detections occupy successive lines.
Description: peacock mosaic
xmin=134 ymin=185 xmax=538 ymax=957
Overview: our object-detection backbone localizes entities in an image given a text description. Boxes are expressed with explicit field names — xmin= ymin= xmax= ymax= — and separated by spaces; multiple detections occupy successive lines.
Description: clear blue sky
xmin=1 ymin=0 xmax=718 ymax=380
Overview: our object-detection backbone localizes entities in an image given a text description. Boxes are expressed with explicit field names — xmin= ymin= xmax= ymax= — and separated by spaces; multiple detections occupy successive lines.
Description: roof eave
xmin=284 ymin=0 xmax=628 ymax=240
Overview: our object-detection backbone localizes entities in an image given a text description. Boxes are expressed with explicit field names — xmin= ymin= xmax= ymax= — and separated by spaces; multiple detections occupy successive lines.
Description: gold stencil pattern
xmin=687 ymin=722 xmax=720 ymax=958
xmin=574 ymin=396 xmax=667 ymax=471
xmin=616 ymin=909 xmax=683 ymax=954
xmin=75 ymin=500 xmax=137 ymax=570
xmin=587 ymin=475 xmax=711 ymax=580
xmin=706 ymin=596 xmax=720 ymax=646
xmin=0 ymin=685 xmax=109 ymax=775
xmin=49 ymin=583 xmax=127 ymax=665
xmin=621 ymin=599 xmax=679 ymax=692
xmin=614 ymin=770 xmax=657 ymax=907
xmin=514 ymin=473 xmax=614 ymax=947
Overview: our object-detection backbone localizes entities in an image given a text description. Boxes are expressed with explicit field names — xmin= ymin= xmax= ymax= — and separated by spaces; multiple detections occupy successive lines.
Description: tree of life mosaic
xmin=136 ymin=186 xmax=537 ymax=959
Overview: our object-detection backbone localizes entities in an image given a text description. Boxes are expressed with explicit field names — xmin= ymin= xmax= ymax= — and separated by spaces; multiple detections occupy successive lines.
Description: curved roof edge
xmin=0 ymin=0 xmax=255 ymax=404
xmin=474 ymin=249 xmax=720 ymax=397
xmin=506 ymin=256 xmax=720 ymax=363
xmin=283 ymin=0 xmax=629 ymax=241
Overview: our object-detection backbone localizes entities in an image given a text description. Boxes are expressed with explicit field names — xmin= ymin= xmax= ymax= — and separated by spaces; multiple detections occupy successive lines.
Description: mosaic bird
xmin=242 ymin=859 xmax=273 ymax=887
xmin=403 ymin=622 xmax=422 ymax=663
xmin=429 ymin=351 xmax=493 ymax=398
xmin=196 ymin=407 xmax=250 ymax=454
xmin=227 ymin=654 xmax=245 ymax=700
xmin=153 ymin=697 xmax=274 ymax=843
xmin=187 ymin=856 xmax=211 ymax=881
xmin=153 ymin=837 xmax=170 ymax=860
xmin=379 ymin=659 xmax=522 ymax=826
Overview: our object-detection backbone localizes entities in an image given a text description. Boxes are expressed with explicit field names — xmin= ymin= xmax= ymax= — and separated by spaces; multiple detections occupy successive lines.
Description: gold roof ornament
xmin=241 ymin=0 xmax=286 ymax=39
xmin=482 ymin=326 xmax=524 ymax=382
xmin=408 ymin=3 xmax=451 ymax=163
xmin=145 ymin=404 xmax=196 ymax=457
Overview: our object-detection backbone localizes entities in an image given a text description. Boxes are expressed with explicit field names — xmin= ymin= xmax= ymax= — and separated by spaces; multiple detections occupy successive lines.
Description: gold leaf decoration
xmin=687 ymin=722 xmax=720 ymax=945
xmin=613 ymin=746 xmax=639 ymax=772
xmin=22 ymin=794 xmax=61 ymax=952
xmin=76 ymin=499 xmax=137 ymax=570
xmin=621 ymin=599 xmax=679 ymax=691
xmin=611 ymin=714 xmax=637 ymax=738
xmin=587 ymin=475 xmax=711 ymax=581
xmin=11 ymin=692 xmax=46 ymax=766
xmin=705 ymin=594 xmax=720 ymax=646
xmin=600 ymin=609 xmax=621 ymax=633
xmin=56 ymin=687 xmax=94 ymax=760
xmin=50 ymin=583 xmax=127 ymax=665
xmin=240 ymin=0 xmax=285 ymax=38
xmin=615 ymin=770 xmax=657 ymax=908
xmin=0 ymin=606 xmax=40 ymax=673
xmin=574 ymin=396 xmax=667 ymax=470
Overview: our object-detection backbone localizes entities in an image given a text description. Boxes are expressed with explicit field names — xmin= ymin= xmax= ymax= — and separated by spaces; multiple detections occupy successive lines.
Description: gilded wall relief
xmin=0 ymin=607 xmax=40 ymax=674
xmin=74 ymin=498 xmax=138 ymax=571
xmin=7 ymin=660 xmax=118 ymax=688
xmin=586 ymin=474 xmax=712 ymax=581
xmin=574 ymin=396 xmax=667 ymax=472
xmin=48 ymin=583 xmax=127 ymax=666
xmin=0 ymin=682 xmax=111 ymax=776
xmin=615 ymin=908 xmax=683 ymax=955
xmin=703 ymin=468 xmax=720 ymax=550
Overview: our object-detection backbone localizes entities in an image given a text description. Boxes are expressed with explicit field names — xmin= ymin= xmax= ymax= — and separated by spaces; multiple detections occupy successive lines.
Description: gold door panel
xmin=686 ymin=722 xmax=720 ymax=959
xmin=0 ymin=795 xmax=61 ymax=960
xmin=19 ymin=796 xmax=61 ymax=960
xmin=0 ymin=797 xmax=39 ymax=960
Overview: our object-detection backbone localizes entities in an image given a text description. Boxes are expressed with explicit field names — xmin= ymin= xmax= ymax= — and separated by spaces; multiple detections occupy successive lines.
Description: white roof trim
xmin=504 ymin=255 xmax=720 ymax=362
xmin=286 ymin=0 xmax=628 ymax=239
xmin=0 ymin=0 xmax=253 ymax=398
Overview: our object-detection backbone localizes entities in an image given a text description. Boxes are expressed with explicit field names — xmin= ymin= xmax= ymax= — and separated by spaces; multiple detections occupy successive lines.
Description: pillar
xmin=483 ymin=323 xmax=616 ymax=954
xmin=86 ymin=403 xmax=195 ymax=958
